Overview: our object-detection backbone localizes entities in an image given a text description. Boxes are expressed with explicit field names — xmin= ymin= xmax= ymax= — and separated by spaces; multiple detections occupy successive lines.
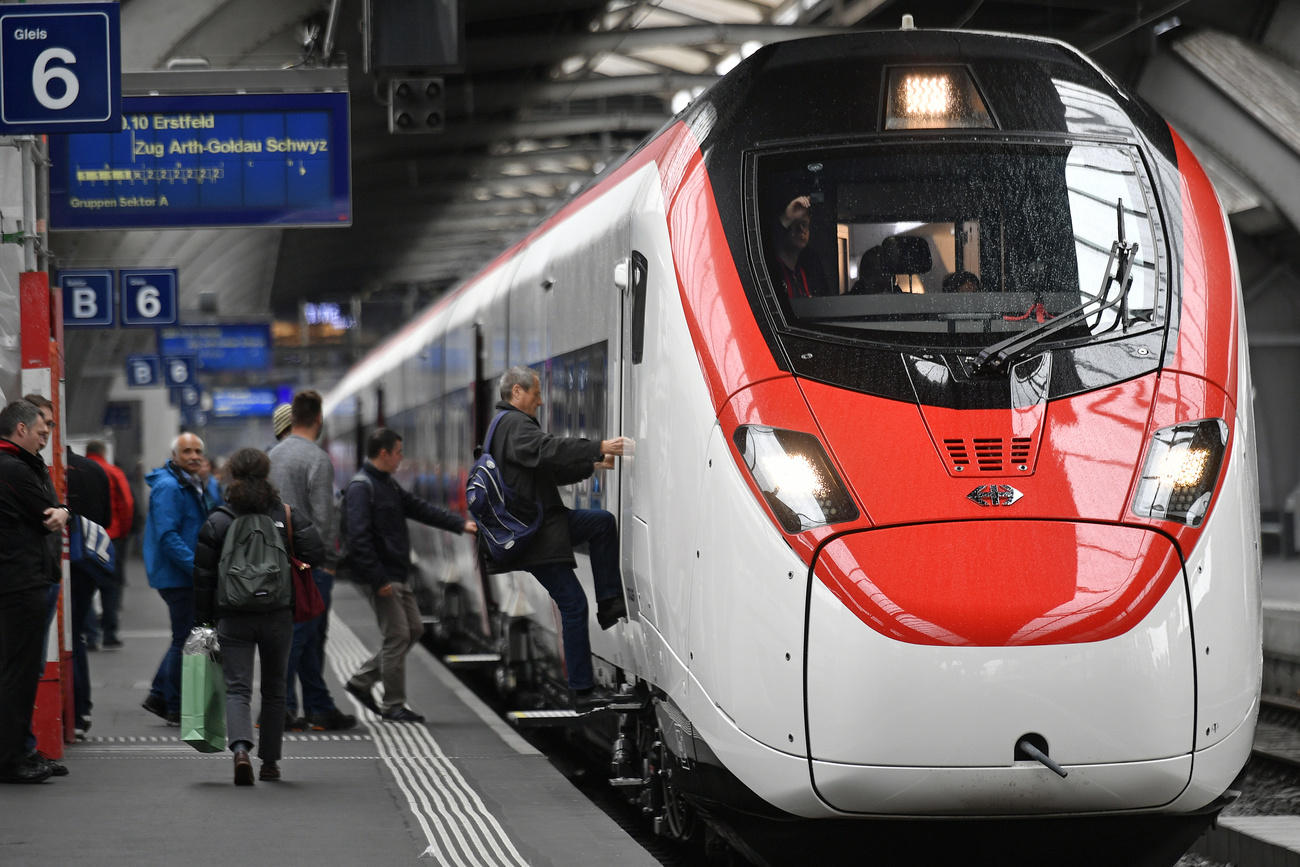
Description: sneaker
xmin=596 ymin=595 xmax=627 ymax=630
xmin=308 ymin=708 xmax=357 ymax=731
xmin=380 ymin=706 xmax=425 ymax=723
xmin=85 ymin=641 xmax=100 ymax=652
xmin=345 ymin=681 xmax=381 ymax=715
xmin=233 ymin=749 xmax=254 ymax=786
xmin=141 ymin=693 xmax=168 ymax=720
xmin=165 ymin=711 xmax=181 ymax=727
xmin=572 ymin=685 xmax=617 ymax=711
xmin=286 ymin=714 xmax=308 ymax=732
xmin=29 ymin=751 xmax=68 ymax=777
xmin=258 ymin=761 xmax=280 ymax=781
xmin=74 ymin=717 xmax=91 ymax=741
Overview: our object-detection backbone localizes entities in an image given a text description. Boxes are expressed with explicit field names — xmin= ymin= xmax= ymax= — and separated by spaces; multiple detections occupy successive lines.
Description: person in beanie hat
xmin=272 ymin=404 xmax=293 ymax=442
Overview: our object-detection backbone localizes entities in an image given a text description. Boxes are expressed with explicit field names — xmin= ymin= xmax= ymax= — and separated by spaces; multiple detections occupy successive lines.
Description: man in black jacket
xmin=0 ymin=399 xmax=70 ymax=783
xmin=343 ymin=428 xmax=475 ymax=723
xmin=490 ymin=366 xmax=630 ymax=709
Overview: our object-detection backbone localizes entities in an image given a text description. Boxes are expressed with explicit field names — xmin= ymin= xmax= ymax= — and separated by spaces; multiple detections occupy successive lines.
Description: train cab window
xmin=754 ymin=142 xmax=1162 ymax=354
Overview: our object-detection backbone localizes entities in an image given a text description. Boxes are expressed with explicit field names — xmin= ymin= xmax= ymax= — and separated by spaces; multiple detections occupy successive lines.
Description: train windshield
xmin=754 ymin=141 xmax=1162 ymax=352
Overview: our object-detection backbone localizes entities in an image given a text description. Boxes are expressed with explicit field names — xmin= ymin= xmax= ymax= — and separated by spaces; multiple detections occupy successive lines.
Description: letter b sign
xmin=59 ymin=269 xmax=113 ymax=327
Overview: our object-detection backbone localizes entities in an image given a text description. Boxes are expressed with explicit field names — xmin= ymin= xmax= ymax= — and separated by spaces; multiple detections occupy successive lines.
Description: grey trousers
xmin=218 ymin=609 xmax=293 ymax=761
xmin=349 ymin=583 xmax=422 ymax=711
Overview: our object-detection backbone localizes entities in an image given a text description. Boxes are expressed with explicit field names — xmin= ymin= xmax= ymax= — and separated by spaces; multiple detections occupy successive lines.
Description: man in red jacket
xmin=84 ymin=441 xmax=134 ymax=649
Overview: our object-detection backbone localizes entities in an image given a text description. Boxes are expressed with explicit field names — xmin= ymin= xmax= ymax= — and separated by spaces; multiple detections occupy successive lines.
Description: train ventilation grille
xmin=943 ymin=437 xmax=1035 ymax=474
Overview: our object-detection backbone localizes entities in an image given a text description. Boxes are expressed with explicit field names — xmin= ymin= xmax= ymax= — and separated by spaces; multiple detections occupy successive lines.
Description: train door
xmin=617 ymin=250 xmax=650 ymax=624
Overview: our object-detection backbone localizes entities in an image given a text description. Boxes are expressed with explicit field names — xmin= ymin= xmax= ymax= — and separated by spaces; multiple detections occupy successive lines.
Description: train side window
xmin=630 ymin=250 xmax=648 ymax=365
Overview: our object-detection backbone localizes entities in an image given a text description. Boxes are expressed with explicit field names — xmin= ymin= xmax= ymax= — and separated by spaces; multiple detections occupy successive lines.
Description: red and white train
xmin=325 ymin=25 xmax=1261 ymax=865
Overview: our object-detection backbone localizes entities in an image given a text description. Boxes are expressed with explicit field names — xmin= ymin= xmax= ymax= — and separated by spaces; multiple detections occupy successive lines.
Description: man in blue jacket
xmin=141 ymin=432 xmax=213 ymax=724
xmin=343 ymin=428 xmax=475 ymax=723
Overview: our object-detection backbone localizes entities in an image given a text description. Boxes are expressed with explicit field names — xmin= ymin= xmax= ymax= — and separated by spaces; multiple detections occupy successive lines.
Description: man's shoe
xmin=285 ymin=713 xmax=307 ymax=732
xmin=233 ymin=749 xmax=254 ymax=786
xmin=380 ymin=706 xmax=425 ymax=723
xmin=29 ymin=751 xmax=68 ymax=777
xmin=596 ymin=595 xmax=627 ymax=630
xmin=258 ymin=761 xmax=281 ymax=781
xmin=0 ymin=757 xmax=52 ymax=784
xmin=141 ymin=693 xmax=168 ymax=720
xmin=345 ymin=681 xmax=381 ymax=715
xmin=74 ymin=717 xmax=91 ymax=741
xmin=102 ymin=637 xmax=123 ymax=649
xmin=572 ymin=685 xmax=617 ymax=711
xmin=164 ymin=711 xmax=181 ymax=727
xmin=308 ymin=708 xmax=357 ymax=731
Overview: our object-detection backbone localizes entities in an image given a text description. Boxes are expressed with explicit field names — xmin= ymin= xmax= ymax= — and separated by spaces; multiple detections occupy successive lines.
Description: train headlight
xmin=1131 ymin=419 xmax=1229 ymax=527
xmin=885 ymin=66 xmax=994 ymax=130
xmin=733 ymin=425 xmax=859 ymax=533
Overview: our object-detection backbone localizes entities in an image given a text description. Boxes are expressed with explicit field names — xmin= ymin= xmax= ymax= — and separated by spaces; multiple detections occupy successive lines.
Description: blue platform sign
xmin=211 ymin=387 xmax=277 ymax=418
xmin=161 ymin=355 xmax=196 ymax=388
xmin=157 ymin=324 xmax=272 ymax=372
xmin=48 ymin=91 xmax=351 ymax=230
xmin=59 ymin=269 xmax=114 ymax=327
xmin=0 ymin=3 xmax=120 ymax=133
xmin=125 ymin=354 xmax=160 ymax=387
xmin=120 ymin=268 xmax=177 ymax=326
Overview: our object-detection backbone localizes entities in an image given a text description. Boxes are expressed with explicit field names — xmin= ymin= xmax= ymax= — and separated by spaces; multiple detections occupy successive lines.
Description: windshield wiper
xmin=973 ymin=198 xmax=1139 ymax=375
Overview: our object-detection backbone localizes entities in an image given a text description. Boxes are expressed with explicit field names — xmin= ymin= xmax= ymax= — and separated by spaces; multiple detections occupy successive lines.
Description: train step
xmin=507 ymin=709 xmax=583 ymax=728
xmin=442 ymin=653 xmax=502 ymax=667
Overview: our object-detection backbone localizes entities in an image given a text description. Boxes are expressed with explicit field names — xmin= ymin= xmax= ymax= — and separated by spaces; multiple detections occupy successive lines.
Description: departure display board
xmin=49 ymin=91 xmax=350 ymax=229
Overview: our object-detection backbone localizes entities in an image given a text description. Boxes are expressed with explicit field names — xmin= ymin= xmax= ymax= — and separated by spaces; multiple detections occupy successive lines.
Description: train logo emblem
xmin=967 ymin=484 xmax=1023 ymax=507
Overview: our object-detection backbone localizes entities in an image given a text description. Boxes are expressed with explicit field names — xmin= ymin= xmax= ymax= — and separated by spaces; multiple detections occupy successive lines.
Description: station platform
xmin=0 ymin=565 xmax=659 ymax=867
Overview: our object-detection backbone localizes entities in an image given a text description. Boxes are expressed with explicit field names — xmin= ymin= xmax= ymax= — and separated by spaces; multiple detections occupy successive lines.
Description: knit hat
xmin=272 ymin=403 xmax=293 ymax=439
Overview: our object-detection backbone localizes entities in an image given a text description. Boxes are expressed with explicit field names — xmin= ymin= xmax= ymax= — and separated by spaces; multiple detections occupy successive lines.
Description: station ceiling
xmin=53 ymin=0 xmax=1293 ymax=431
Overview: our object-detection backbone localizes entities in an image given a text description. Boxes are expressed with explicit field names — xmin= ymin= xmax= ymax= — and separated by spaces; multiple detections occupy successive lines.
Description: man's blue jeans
xmin=285 ymin=568 xmax=337 ymax=717
xmin=526 ymin=509 xmax=623 ymax=691
xmin=150 ymin=587 xmax=194 ymax=713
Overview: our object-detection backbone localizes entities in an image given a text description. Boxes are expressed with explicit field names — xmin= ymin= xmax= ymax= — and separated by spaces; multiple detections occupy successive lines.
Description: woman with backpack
xmin=193 ymin=447 xmax=325 ymax=785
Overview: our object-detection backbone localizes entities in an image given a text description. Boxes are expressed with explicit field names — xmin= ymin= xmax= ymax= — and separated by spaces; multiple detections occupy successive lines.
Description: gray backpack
xmin=217 ymin=507 xmax=292 ymax=611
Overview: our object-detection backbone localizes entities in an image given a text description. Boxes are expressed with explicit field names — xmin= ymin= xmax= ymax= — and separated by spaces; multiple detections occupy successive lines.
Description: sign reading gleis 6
xmin=49 ymin=91 xmax=351 ymax=230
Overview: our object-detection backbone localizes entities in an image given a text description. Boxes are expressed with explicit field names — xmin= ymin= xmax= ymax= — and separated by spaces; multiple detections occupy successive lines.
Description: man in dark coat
xmin=489 ymin=366 xmax=630 ymax=708
xmin=0 ymin=399 xmax=70 ymax=783
xmin=342 ymin=428 xmax=475 ymax=723
xmin=66 ymin=446 xmax=112 ymax=737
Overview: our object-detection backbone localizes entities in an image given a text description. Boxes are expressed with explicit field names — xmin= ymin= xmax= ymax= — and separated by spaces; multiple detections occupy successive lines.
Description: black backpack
xmin=216 ymin=507 xmax=292 ymax=611
xmin=466 ymin=411 xmax=542 ymax=563
xmin=335 ymin=471 xmax=374 ymax=581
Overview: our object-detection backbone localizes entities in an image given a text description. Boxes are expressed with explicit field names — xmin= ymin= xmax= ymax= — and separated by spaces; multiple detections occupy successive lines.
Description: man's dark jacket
xmin=489 ymin=401 xmax=603 ymax=569
xmin=67 ymin=448 xmax=112 ymax=529
xmin=0 ymin=439 xmax=62 ymax=595
xmin=343 ymin=461 xmax=464 ymax=590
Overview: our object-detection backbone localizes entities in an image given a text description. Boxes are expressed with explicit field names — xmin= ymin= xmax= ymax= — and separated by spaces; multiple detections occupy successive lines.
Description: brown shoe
xmin=258 ymin=761 xmax=280 ymax=781
xmin=233 ymin=749 xmax=254 ymax=786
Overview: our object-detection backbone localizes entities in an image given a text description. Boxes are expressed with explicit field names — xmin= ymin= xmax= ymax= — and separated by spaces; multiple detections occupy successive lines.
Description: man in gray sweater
xmin=268 ymin=390 xmax=355 ymax=731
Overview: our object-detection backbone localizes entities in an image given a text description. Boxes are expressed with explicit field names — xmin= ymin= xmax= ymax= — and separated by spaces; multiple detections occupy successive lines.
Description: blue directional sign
xmin=157 ymin=324 xmax=272 ymax=372
xmin=211 ymin=387 xmax=278 ymax=418
xmin=120 ymin=269 xmax=177 ymax=326
xmin=49 ymin=91 xmax=351 ymax=230
xmin=0 ymin=3 xmax=120 ymax=133
xmin=59 ymin=269 xmax=114 ymax=327
xmin=161 ymin=355 xmax=196 ymax=388
xmin=125 ymin=354 xmax=160 ymax=387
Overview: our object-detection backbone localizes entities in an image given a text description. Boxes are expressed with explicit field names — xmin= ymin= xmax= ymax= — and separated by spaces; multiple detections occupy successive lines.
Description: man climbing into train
xmin=486 ymin=366 xmax=631 ymax=710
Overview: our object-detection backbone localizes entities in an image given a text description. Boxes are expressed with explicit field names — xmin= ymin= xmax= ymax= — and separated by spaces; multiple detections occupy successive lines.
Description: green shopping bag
xmin=180 ymin=627 xmax=226 ymax=753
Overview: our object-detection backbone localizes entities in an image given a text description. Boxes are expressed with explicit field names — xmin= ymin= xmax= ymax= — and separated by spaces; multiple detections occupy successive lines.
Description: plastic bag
xmin=180 ymin=627 xmax=226 ymax=753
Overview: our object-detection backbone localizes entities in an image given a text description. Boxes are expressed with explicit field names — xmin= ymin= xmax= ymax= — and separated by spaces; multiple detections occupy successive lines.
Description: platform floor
xmin=0 ymin=566 xmax=658 ymax=867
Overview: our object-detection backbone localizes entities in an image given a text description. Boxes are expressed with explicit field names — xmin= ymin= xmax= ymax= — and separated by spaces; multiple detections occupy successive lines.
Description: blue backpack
xmin=466 ymin=411 xmax=542 ymax=563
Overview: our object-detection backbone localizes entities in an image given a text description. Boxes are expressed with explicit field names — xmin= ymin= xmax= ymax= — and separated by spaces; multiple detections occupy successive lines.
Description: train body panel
xmin=324 ymin=27 xmax=1261 ymax=852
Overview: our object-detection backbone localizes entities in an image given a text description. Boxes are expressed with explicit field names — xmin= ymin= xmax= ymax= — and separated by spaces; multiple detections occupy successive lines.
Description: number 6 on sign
xmin=119 ymin=269 xmax=177 ymax=326
xmin=33 ymin=47 xmax=79 ymax=110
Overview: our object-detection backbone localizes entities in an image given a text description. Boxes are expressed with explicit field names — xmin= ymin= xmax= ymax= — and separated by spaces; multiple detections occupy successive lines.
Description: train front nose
xmin=804 ymin=521 xmax=1196 ymax=815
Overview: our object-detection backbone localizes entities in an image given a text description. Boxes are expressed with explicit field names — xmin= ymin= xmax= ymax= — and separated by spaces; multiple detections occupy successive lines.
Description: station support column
xmin=17 ymin=133 xmax=70 ymax=753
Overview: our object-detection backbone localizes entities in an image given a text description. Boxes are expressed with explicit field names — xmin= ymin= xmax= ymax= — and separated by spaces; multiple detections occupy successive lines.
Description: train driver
xmin=773 ymin=195 xmax=833 ymax=299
